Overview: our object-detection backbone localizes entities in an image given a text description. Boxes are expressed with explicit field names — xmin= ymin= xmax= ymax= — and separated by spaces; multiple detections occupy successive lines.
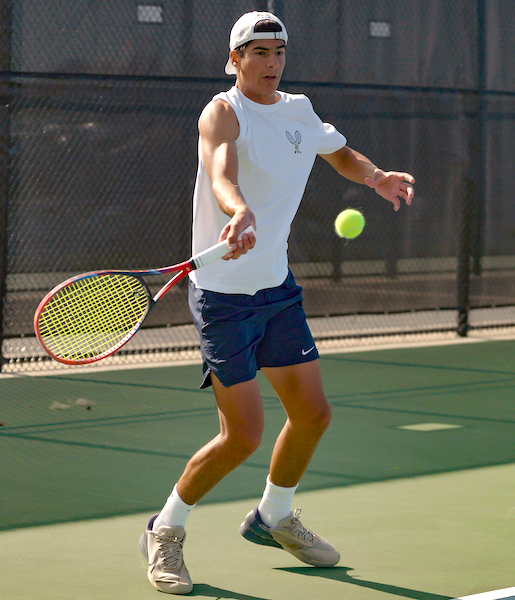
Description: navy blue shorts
xmin=188 ymin=270 xmax=319 ymax=389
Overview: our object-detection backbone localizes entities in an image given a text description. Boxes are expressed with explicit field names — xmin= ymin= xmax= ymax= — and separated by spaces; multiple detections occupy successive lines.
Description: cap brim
xmin=225 ymin=57 xmax=237 ymax=75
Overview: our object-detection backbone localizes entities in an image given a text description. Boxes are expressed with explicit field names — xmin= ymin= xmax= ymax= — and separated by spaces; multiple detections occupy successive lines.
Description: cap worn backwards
xmin=225 ymin=11 xmax=288 ymax=76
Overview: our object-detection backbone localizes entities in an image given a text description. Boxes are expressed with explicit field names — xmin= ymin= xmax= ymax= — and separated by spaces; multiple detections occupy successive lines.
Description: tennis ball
xmin=334 ymin=209 xmax=365 ymax=239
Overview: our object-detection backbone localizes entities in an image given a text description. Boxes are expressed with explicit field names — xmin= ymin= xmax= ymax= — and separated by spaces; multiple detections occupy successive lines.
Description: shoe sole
xmin=271 ymin=535 xmax=340 ymax=567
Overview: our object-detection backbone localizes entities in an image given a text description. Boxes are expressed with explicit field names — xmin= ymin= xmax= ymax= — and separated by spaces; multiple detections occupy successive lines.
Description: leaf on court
xmin=74 ymin=398 xmax=97 ymax=409
xmin=49 ymin=401 xmax=72 ymax=410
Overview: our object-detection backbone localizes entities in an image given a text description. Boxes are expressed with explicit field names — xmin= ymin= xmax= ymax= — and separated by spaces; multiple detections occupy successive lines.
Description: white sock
xmin=257 ymin=475 xmax=299 ymax=527
xmin=153 ymin=485 xmax=196 ymax=531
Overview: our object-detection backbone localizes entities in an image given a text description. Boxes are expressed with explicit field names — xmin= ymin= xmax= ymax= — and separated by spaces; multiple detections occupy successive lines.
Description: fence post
xmin=457 ymin=177 xmax=474 ymax=337
xmin=473 ymin=0 xmax=487 ymax=276
xmin=457 ymin=0 xmax=486 ymax=337
xmin=0 ymin=0 xmax=10 ymax=370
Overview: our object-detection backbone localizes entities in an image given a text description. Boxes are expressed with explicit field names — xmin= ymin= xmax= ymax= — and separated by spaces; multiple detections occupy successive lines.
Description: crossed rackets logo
xmin=285 ymin=130 xmax=302 ymax=153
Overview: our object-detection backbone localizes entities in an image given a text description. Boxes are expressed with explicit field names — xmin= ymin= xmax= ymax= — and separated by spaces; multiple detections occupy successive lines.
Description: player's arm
xmin=319 ymin=145 xmax=415 ymax=211
xmin=198 ymin=100 xmax=256 ymax=259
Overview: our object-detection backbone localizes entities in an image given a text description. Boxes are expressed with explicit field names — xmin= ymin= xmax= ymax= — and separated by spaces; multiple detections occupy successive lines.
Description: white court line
xmin=397 ymin=423 xmax=463 ymax=432
xmin=454 ymin=587 xmax=515 ymax=600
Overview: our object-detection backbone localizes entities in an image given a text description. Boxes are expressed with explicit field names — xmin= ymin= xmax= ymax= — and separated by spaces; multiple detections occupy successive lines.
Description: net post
xmin=0 ymin=0 xmax=10 ymax=371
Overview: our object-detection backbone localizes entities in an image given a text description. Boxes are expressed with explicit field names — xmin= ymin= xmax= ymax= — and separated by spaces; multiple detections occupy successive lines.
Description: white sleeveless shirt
xmin=189 ymin=86 xmax=346 ymax=295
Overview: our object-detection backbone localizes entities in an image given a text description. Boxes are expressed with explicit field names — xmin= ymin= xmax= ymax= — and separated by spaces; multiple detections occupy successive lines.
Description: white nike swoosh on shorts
xmin=302 ymin=346 xmax=315 ymax=356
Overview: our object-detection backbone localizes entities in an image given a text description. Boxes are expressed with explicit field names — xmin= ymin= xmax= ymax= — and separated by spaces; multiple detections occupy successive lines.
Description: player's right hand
xmin=221 ymin=212 xmax=257 ymax=260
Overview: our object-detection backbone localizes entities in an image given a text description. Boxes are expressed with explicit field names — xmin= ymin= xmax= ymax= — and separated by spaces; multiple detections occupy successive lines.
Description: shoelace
xmin=285 ymin=509 xmax=315 ymax=544
xmin=155 ymin=532 xmax=185 ymax=570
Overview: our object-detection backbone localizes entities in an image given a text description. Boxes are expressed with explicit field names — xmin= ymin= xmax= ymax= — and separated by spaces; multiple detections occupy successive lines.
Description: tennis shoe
xmin=239 ymin=506 xmax=282 ymax=548
xmin=240 ymin=507 xmax=340 ymax=568
xmin=139 ymin=514 xmax=193 ymax=594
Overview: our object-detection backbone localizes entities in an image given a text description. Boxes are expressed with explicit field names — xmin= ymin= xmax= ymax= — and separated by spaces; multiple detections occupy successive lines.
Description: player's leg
xmin=237 ymin=269 xmax=339 ymax=566
xmin=168 ymin=279 xmax=267 ymax=507
xmin=251 ymin=272 xmax=331 ymax=489
xmin=141 ymin=375 xmax=264 ymax=594
xmin=175 ymin=374 xmax=265 ymax=505
xmin=240 ymin=359 xmax=339 ymax=567
xmin=262 ymin=358 xmax=331 ymax=488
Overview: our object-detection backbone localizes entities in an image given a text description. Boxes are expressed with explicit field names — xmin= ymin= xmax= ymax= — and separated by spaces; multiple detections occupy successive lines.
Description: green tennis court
xmin=2 ymin=338 xmax=515 ymax=599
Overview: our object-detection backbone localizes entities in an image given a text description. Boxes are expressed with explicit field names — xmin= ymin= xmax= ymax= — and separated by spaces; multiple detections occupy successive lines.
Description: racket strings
xmin=37 ymin=274 xmax=150 ymax=362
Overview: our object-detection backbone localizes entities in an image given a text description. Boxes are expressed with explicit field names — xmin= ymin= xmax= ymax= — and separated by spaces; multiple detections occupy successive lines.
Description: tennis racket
xmin=34 ymin=226 xmax=256 ymax=365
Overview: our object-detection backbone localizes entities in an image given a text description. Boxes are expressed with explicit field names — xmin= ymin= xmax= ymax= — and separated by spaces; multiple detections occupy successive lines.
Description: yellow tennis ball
xmin=334 ymin=209 xmax=365 ymax=239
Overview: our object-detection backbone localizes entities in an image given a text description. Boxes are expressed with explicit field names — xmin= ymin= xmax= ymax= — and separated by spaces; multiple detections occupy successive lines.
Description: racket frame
xmin=34 ymin=226 xmax=256 ymax=365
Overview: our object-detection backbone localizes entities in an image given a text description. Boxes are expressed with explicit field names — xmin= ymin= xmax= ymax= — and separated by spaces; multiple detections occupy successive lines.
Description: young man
xmin=140 ymin=11 xmax=415 ymax=594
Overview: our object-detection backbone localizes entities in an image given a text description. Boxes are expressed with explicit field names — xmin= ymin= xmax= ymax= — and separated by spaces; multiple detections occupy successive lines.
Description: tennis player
xmin=140 ymin=11 xmax=415 ymax=594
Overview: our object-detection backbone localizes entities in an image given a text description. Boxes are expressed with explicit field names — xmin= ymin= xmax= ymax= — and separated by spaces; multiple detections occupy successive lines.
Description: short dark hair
xmin=234 ymin=41 xmax=251 ymax=57
xmin=254 ymin=19 xmax=283 ymax=34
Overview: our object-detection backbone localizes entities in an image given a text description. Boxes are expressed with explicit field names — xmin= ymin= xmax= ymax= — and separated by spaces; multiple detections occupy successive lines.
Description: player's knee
xmin=299 ymin=399 xmax=331 ymax=437
xmin=313 ymin=401 xmax=332 ymax=433
xmin=241 ymin=428 xmax=263 ymax=456
xmin=227 ymin=427 xmax=262 ymax=460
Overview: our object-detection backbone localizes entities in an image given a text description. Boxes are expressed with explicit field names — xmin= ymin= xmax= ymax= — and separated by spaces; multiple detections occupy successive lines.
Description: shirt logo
xmin=286 ymin=130 xmax=302 ymax=154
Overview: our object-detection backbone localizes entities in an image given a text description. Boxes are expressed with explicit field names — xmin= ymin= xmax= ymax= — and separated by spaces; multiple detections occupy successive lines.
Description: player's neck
xmin=236 ymin=81 xmax=280 ymax=105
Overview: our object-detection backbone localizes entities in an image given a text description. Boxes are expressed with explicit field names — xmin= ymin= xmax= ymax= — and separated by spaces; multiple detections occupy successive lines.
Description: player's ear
xmin=229 ymin=50 xmax=239 ymax=69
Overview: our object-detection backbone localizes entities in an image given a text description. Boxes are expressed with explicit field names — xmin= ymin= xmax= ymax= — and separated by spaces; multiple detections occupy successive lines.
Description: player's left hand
xmin=365 ymin=170 xmax=415 ymax=211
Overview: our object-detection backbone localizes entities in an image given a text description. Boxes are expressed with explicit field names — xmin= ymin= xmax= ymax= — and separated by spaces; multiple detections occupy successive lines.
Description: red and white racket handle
xmin=191 ymin=226 xmax=257 ymax=270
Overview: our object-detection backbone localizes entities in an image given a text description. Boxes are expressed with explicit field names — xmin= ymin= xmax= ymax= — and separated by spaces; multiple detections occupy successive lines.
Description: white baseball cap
xmin=225 ymin=11 xmax=288 ymax=76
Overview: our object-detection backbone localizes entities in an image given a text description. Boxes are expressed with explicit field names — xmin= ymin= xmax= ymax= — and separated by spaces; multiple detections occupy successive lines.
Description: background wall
xmin=1 ymin=0 xmax=514 ymax=368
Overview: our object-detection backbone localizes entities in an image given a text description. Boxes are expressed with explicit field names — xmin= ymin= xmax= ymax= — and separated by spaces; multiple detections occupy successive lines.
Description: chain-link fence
xmin=1 ymin=0 xmax=515 ymax=372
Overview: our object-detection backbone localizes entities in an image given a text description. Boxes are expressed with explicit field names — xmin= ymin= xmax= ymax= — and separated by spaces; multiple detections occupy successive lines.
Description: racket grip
xmin=191 ymin=226 xmax=257 ymax=270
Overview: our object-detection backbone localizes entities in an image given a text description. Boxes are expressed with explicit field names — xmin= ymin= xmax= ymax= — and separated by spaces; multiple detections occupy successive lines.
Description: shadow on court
xmin=189 ymin=584 xmax=274 ymax=600
xmin=276 ymin=567 xmax=453 ymax=600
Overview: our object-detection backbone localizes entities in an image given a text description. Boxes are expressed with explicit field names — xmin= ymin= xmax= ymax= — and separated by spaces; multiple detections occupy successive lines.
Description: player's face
xmin=232 ymin=39 xmax=286 ymax=105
